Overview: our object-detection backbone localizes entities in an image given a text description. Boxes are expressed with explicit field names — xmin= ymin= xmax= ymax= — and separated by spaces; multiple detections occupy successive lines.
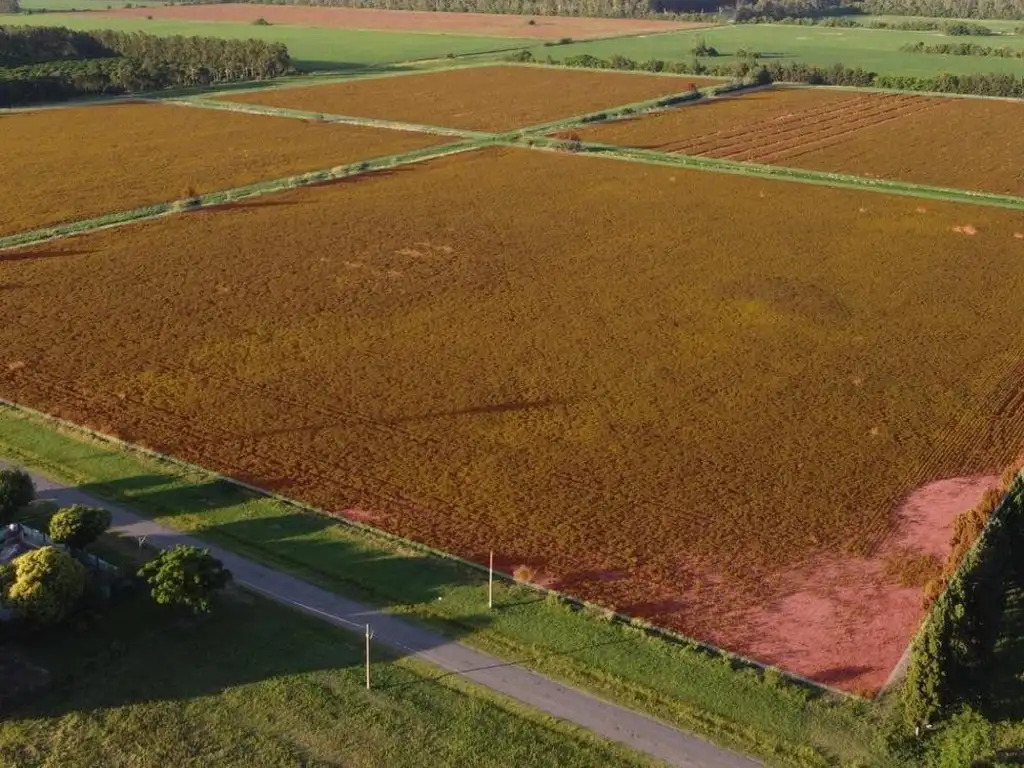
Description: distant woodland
xmin=0 ymin=27 xmax=291 ymax=106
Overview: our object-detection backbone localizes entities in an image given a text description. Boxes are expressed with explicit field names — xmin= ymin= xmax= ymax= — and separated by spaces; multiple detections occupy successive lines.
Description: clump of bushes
xmin=945 ymin=21 xmax=993 ymax=35
xmin=252 ymin=17 xmax=271 ymax=25
xmin=692 ymin=38 xmax=719 ymax=57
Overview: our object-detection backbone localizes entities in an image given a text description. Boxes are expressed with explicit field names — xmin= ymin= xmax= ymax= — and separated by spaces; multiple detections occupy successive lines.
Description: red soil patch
xmin=92 ymin=5 xmax=709 ymax=40
xmin=628 ymin=475 xmax=1001 ymax=695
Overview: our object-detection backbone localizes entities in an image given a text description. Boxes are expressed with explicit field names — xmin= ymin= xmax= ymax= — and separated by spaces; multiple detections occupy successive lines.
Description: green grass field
xmin=17 ymin=0 xmax=164 ymax=9
xmin=521 ymin=22 xmax=1024 ymax=77
xmin=1 ymin=14 xmax=533 ymax=71
xmin=0 ymin=406 xmax=883 ymax=767
xmin=0 ymin=533 xmax=645 ymax=768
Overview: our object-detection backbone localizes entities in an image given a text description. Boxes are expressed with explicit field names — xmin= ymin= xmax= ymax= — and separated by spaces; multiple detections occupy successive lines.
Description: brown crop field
xmin=92 ymin=5 xmax=712 ymax=39
xmin=578 ymin=87 xmax=1024 ymax=195
xmin=0 ymin=102 xmax=447 ymax=237
xmin=222 ymin=66 xmax=724 ymax=132
xmin=3 ymin=147 xmax=1024 ymax=692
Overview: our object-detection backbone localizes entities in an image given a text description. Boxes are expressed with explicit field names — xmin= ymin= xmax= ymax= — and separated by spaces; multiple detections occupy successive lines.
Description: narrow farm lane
xmin=7 ymin=462 xmax=761 ymax=768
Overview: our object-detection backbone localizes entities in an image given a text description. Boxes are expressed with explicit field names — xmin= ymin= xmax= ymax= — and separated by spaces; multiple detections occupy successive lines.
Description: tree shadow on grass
xmin=6 ymin=473 xmax=497 ymax=720
xmin=978 ymin=574 xmax=1024 ymax=722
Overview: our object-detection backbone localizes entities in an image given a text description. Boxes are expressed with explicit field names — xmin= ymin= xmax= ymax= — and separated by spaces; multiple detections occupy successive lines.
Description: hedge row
xmin=903 ymin=468 xmax=1024 ymax=727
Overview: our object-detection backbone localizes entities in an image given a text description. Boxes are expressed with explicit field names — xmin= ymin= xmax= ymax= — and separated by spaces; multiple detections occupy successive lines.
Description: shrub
xmin=693 ymin=38 xmax=719 ymax=57
xmin=138 ymin=545 xmax=232 ymax=614
xmin=48 ymin=505 xmax=112 ymax=551
xmin=0 ymin=468 xmax=34 ymax=524
xmin=930 ymin=707 xmax=993 ymax=766
xmin=945 ymin=21 xmax=992 ymax=36
xmin=526 ymin=18 xmax=535 ymax=24
xmin=511 ymin=564 xmax=536 ymax=582
xmin=3 ymin=546 xmax=86 ymax=626
xmin=507 ymin=49 xmax=534 ymax=63
xmin=252 ymin=16 xmax=270 ymax=25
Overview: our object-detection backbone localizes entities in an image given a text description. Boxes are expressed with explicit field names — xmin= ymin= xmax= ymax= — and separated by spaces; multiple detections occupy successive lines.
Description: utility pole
xmin=365 ymin=624 xmax=372 ymax=690
xmin=488 ymin=551 xmax=494 ymax=610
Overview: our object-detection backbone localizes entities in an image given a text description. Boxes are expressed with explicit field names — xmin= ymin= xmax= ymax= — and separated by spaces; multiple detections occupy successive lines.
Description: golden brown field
xmin=577 ymin=87 xmax=1024 ymax=195
xmin=3 ymin=146 xmax=1023 ymax=690
xmin=221 ymin=66 xmax=724 ymax=132
xmin=0 ymin=102 xmax=447 ymax=237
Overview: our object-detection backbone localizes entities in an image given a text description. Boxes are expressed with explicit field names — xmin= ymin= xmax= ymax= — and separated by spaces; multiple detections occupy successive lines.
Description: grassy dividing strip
xmin=0 ymin=140 xmax=486 ymax=252
xmin=500 ymin=83 xmax=726 ymax=139
xmin=0 ymin=401 xmax=880 ymax=766
xmin=170 ymin=96 xmax=493 ymax=140
xmin=511 ymin=136 xmax=1024 ymax=211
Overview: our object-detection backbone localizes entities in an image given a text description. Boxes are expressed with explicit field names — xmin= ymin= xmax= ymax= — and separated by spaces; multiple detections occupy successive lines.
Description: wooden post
xmin=365 ymin=624 xmax=371 ymax=690
xmin=488 ymin=551 xmax=494 ymax=610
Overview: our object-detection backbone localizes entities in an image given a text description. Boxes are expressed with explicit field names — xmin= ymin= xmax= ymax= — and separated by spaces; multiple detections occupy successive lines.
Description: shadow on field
xmin=0 ymin=248 xmax=93 ymax=264
xmin=388 ymin=397 xmax=571 ymax=425
xmin=188 ymin=198 xmax=302 ymax=215
xmin=812 ymin=665 xmax=875 ymax=687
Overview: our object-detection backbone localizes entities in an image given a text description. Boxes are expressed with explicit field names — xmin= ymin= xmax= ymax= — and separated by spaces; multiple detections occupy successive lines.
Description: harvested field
xmin=3 ymin=147 xmax=1024 ymax=693
xmin=578 ymin=86 xmax=1024 ymax=195
xmin=91 ymin=5 xmax=710 ymax=40
xmin=221 ymin=66 xmax=724 ymax=132
xmin=0 ymin=102 xmax=447 ymax=237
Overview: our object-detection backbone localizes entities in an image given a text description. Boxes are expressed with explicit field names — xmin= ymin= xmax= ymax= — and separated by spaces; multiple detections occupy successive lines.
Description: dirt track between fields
xmin=89 ymin=5 xmax=712 ymax=39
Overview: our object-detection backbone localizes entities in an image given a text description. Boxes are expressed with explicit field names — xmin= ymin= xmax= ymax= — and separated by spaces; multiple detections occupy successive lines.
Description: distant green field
xmin=521 ymin=23 xmax=1024 ymax=77
xmin=2 ymin=14 xmax=533 ymax=70
xmin=17 ymin=0 xmax=164 ymax=9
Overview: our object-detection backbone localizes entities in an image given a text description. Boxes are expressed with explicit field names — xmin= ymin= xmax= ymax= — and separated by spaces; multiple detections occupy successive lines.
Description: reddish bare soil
xmin=93 ymin=5 xmax=709 ymax=40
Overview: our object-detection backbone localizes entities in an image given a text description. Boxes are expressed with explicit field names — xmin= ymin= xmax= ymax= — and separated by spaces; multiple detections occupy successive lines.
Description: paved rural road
xmin=11 ymin=464 xmax=760 ymax=768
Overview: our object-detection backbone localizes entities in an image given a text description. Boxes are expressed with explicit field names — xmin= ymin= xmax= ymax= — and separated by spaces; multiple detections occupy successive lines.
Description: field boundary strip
xmin=0 ymin=397 xmax=857 ymax=702
xmin=510 ymin=137 xmax=1024 ymax=212
xmin=510 ymin=83 xmax=767 ymax=138
xmin=0 ymin=139 xmax=487 ymax=251
xmin=172 ymin=96 xmax=494 ymax=140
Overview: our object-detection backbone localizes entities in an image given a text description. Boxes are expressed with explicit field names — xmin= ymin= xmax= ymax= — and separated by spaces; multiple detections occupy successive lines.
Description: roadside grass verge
xmin=0 ymin=405 xmax=883 ymax=766
xmin=0 ymin=527 xmax=645 ymax=768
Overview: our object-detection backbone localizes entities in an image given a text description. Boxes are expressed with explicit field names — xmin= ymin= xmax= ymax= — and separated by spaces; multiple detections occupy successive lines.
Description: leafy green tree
xmin=0 ymin=468 xmax=34 ymax=523
xmin=138 ymin=545 xmax=232 ymax=614
xmin=3 ymin=546 xmax=86 ymax=625
xmin=48 ymin=505 xmax=112 ymax=551
xmin=0 ymin=0 xmax=21 ymax=14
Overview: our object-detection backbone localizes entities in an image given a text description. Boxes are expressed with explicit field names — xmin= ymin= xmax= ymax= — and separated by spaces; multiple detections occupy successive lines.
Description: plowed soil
xmin=0 ymin=102 xmax=446 ymax=237
xmin=91 ymin=5 xmax=711 ymax=40
xmin=222 ymin=66 xmax=723 ymax=131
xmin=578 ymin=86 xmax=1024 ymax=195
xmin=4 ymin=147 xmax=1024 ymax=693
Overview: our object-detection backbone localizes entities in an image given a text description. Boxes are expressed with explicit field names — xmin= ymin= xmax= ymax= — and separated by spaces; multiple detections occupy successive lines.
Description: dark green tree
xmin=0 ymin=468 xmax=34 ymax=524
xmin=48 ymin=505 xmax=112 ymax=551
xmin=138 ymin=545 xmax=232 ymax=614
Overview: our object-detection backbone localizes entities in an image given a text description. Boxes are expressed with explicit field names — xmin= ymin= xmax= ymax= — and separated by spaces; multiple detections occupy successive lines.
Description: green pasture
xmin=17 ymin=0 xmax=164 ymax=9
xmin=0 ymin=532 xmax=643 ymax=768
xmin=2 ymin=14 xmax=533 ymax=70
xmin=521 ymin=22 xmax=1024 ymax=77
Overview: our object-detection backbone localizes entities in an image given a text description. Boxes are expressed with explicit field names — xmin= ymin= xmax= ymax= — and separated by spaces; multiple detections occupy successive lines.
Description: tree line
xmin=903 ymin=39 xmax=1024 ymax=55
xmin=860 ymin=0 xmax=1024 ymax=19
xmin=178 ymin=0 xmax=722 ymax=18
xmin=0 ymin=26 xmax=292 ymax=107
xmin=518 ymin=48 xmax=1024 ymax=95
